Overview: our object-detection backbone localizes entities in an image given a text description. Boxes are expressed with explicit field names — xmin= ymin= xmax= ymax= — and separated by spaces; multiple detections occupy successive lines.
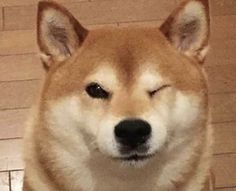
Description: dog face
xmin=37 ymin=0 xmax=209 ymax=166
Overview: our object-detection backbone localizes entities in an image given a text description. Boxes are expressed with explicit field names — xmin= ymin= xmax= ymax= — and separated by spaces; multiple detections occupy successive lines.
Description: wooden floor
xmin=0 ymin=0 xmax=236 ymax=190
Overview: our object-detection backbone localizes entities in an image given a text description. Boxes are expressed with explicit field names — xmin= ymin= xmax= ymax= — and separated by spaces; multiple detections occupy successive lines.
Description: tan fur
xmin=23 ymin=0 xmax=213 ymax=190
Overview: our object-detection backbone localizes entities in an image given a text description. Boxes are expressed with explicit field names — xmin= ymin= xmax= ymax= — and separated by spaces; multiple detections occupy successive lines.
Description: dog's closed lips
xmin=119 ymin=154 xmax=154 ymax=161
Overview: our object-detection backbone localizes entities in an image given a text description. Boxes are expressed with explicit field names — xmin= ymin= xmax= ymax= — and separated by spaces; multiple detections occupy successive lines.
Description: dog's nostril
xmin=115 ymin=119 xmax=151 ymax=147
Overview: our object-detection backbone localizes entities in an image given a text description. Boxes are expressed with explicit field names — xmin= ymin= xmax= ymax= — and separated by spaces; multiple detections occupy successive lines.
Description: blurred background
xmin=0 ymin=0 xmax=235 ymax=190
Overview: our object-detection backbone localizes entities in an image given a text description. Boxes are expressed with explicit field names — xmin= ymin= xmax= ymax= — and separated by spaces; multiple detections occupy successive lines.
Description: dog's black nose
xmin=115 ymin=119 xmax=151 ymax=148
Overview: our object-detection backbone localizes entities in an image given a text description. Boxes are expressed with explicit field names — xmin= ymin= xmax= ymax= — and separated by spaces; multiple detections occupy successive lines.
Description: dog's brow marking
xmin=85 ymin=66 xmax=118 ymax=91
xmin=139 ymin=69 xmax=164 ymax=90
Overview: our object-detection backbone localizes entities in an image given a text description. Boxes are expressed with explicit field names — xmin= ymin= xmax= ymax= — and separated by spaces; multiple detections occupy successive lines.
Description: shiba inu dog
xmin=23 ymin=0 xmax=214 ymax=190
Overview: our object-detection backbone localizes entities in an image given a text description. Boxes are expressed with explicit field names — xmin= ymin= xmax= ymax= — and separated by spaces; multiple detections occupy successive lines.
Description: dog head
xmin=37 ymin=0 xmax=210 ymax=166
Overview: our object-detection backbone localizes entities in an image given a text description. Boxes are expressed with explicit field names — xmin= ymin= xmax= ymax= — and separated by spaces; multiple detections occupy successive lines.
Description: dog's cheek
xmin=96 ymin=116 xmax=121 ymax=157
xmin=142 ymin=105 xmax=170 ymax=154
xmin=73 ymin=98 xmax=106 ymax=136
xmin=147 ymin=115 xmax=168 ymax=154
xmin=48 ymin=97 xmax=82 ymax=134
xmin=171 ymin=92 xmax=202 ymax=131
xmin=47 ymin=97 xmax=94 ymax=155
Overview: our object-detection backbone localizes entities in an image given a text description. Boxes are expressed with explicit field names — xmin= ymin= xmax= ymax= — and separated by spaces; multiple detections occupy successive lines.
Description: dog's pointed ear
xmin=160 ymin=0 xmax=210 ymax=63
xmin=37 ymin=1 xmax=88 ymax=68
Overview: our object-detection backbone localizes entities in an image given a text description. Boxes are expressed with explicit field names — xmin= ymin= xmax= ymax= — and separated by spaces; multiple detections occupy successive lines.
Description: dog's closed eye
xmin=148 ymin=85 xmax=171 ymax=97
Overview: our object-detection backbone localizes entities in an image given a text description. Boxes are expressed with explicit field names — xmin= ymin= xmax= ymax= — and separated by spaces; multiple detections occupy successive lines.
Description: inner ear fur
xmin=37 ymin=1 xmax=88 ymax=67
xmin=160 ymin=0 xmax=210 ymax=63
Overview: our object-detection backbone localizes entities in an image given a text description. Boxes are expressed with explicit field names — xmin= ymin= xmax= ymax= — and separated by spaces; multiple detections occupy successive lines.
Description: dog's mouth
xmin=118 ymin=153 xmax=154 ymax=162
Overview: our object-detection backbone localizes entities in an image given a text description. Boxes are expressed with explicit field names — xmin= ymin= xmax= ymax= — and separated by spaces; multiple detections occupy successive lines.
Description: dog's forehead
xmin=81 ymin=27 xmax=169 ymax=62
xmin=74 ymin=27 xmax=173 ymax=81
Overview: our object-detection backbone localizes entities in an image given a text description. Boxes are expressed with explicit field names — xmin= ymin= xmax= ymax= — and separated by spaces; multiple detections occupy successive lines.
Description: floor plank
xmin=212 ymin=15 xmax=236 ymax=40
xmin=210 ymin=93 xmax=236 ymax=123
xmin=118 ymin=20 xmax=163 ymax=27
xmin=3 ymin=5 xmax=36 ymax=31
xmin=0 ymin=80 xmax=41 ymax=110
xmin=0 ymin=139 xmax=23 ymax=171
xmin=86 ymin=23 xmax=118 ymax=30
xmin=3 ymin=0 xmax=176 ymax=30
xmin=0 ymin=109 xmax=29 ymax=140
xmin=0 ymin=172 xmax=9 ymax=191
xmin=211 ymin=0 xmax=236 ymax=16
xmin=205 ymin=64 xmax=236 ymax=94
xmin=0 ymin=7 xmax=2 ymax=31
xmin=0 ymin=0 xmax=87 ymax=7
xmin=10 ymin=171 xmax=24 ymax=191
xmin=0 ymin=54 xmax=45 ymax=81
xmin=206 ymin=39 xmax=236 ymax=67
xmin=216 ymin=188 xmax=236 ymax=191
xmin=214 ymin=154 xmax=236 ymax=188
xmin=0 ymin=30 xmax=36 ymax=55
xmin=213 ymin=122 xmax=236 ymax=154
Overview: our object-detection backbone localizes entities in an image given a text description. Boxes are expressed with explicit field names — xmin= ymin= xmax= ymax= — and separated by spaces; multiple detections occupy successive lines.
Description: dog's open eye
xmin=148 ymin=85 xmax=171 ymax=97
xmin=86 ymin=83 xmax=110 ymax=99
